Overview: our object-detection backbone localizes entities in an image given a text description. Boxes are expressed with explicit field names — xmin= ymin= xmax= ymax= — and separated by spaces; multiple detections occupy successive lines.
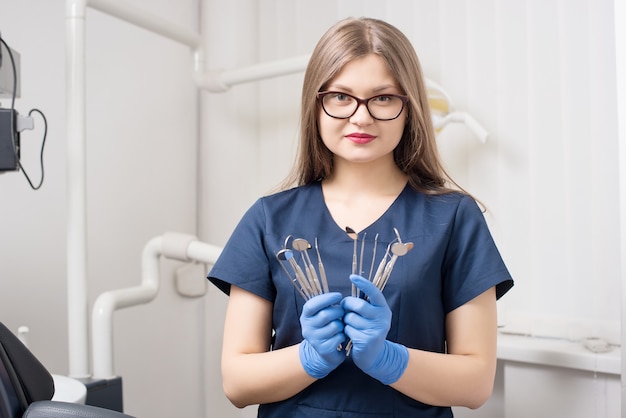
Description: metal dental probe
xmin=285 ymin=249 xmax=315 ymax=298
xmin=276 ymin=249 xmax=309 ymax=299
xmin=367 ymin=234 xmax=379 ymax=282
xmin=371 ymin=241 xmax=393 ymax=290
xmin=314 ymin=238 xmax=330 ymax=293
xmin=393 ymin=227 xmax=403 ymax=244
xmin=346 ymin=226 xmax=359 ymax=297
xmin=357 ymin=232 xmax=367 ymax=298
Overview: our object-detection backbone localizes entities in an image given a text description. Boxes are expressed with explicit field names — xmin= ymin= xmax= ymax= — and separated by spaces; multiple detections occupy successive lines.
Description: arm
xmin=391 ymin=286 xmax=498 ymax=408
xmin=221 ymin=285 xmax=315 ymax=408
xmin=344 ymin=275 xmax=498 ymax=409
xmin=221 ymin=286 xmax=346 ymax=408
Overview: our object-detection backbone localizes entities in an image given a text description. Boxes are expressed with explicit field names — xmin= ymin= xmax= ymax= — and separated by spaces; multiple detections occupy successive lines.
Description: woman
xmin=208 ymin=17 xmax=513 ymax=417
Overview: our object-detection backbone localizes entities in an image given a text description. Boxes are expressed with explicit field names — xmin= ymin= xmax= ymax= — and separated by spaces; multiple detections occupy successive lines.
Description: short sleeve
xmin=207 ymin=198 xmax=276 ymax=301
xmin=442 ymin=195 xmax=513 ymax=312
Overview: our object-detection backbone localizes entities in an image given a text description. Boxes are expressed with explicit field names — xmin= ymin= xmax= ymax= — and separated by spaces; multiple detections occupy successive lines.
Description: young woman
xmin=208 ymin=17 xmax=513 ymax=417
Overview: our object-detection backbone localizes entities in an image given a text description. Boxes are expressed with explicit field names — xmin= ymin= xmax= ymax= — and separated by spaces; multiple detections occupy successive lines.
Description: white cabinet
xmin=453 ymin=334 xmax=621 ymax=417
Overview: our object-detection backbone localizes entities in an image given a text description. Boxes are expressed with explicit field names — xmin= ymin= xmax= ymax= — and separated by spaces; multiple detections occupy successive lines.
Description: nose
xmin=349 ymin=102 xmax=374 ymax=125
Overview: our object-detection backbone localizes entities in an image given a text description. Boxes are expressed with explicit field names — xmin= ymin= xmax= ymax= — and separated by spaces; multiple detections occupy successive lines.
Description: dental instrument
xmin=357 ymin=232 xmax=367 ymax=298
xmin=286 ymin=249 xmax=315 ymax=298
xmin=346 ymin=231 xmax=413 ymax=355
xmin=277 ymin=248 xmax=313 ymax=299
xmin=345 ymin=226 xmax=359 ymax=297
xmin=314 ymin=238 xmax=330 ymax=293
xmin=367 ymin=234 xmax=379 ymax=282
xmin=376 ymin=242 xmax=413 ymax=292
xmin=276 ymin=229 xmax=411 ymax=356
xmin=276 ymin=248 xmax=309 ymax=300
xmin=292 ymin=238 xmax=323 ymax=295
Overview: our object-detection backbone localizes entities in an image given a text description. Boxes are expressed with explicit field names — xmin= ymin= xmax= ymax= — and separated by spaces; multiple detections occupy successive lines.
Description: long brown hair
xmin=282 ymin=17 xmax=458 ymax=194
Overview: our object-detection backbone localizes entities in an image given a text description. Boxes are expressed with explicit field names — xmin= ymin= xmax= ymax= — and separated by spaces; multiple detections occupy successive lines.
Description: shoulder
xmin=403 ymin=186 xmax=468 ymax=205
xmin=402 ymin=188 xmax=480 ymax=219
xmin=257 ymin=183 xmax=321 ymax=213
xmin=237 ymin=183 xmax=324 ymax=237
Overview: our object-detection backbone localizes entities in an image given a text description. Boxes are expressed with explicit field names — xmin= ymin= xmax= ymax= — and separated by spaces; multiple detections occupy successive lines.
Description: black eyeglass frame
xmin=316 ymin=91 xmax=409 ymax=121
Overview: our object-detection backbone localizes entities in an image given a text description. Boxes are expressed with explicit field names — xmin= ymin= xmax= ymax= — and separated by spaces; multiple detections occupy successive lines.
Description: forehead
xmin=327 ymin=54 xmax=399 ymax=93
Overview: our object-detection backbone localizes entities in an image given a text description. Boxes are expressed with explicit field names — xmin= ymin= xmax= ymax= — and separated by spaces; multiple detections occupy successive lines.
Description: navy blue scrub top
xmin=208 ymin=182 xmax=513 ymax=418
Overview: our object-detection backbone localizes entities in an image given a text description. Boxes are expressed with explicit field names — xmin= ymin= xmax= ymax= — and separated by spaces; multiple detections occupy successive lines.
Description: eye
xmin=330 ymin=93 xmax=352 ymax=102
xmin=372 ymin=95 xmax=394 ymax=104
xmin=324 ymin=92 xmax=355 ymax=107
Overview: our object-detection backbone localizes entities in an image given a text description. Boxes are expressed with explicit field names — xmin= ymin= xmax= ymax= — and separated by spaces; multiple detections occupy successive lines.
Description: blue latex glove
xmin=299 ymin=292 xmax=346 ymax=379
xmin=341 ymin=275 xmax=409 ymax=385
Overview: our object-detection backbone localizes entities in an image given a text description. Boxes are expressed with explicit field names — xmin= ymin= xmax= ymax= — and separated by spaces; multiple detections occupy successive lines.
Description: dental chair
xmin=0 ymin=322 xmax=134 ymax=418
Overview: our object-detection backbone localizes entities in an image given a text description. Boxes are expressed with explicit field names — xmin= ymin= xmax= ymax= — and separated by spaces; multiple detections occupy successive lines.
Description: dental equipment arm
xmin=91 ymin=233 xmax=222 ymax=379
xmin=432 ymin=111 xmax=488 ymax=143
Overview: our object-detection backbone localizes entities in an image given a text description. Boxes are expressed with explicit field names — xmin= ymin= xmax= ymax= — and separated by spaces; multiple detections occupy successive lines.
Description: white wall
xmin=614 ymin=0 xmax=626 ymax=413
xmin=0 ymin=1 xmax=203 ymax=417
xmin=0 ymin=0 xmax=622 ymax=417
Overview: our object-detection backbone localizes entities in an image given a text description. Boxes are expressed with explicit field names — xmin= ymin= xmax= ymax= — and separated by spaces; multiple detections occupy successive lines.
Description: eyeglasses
xmin=317 ymin=91 xmax=408 ymax=121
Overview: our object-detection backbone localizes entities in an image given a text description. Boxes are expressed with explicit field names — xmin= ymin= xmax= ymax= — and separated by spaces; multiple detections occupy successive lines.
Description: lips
xmin=346 ymin=132 xmax=376 ymax=144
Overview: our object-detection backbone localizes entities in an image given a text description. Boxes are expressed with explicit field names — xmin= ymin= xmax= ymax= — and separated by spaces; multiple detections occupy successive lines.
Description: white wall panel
xmin=82 ymin=2 xmax=202 ymax=417
xmin=1 ymin=0 xmax=203 ymax=417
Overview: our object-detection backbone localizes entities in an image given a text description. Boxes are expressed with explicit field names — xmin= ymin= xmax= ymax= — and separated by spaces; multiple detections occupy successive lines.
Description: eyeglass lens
xmin=320 ymin=92 xmax=405 ymax=120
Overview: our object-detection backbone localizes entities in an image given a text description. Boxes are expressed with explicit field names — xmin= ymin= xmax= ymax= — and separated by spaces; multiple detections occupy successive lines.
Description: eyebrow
xmin=326 ymin=84 xmax=399 ymax=94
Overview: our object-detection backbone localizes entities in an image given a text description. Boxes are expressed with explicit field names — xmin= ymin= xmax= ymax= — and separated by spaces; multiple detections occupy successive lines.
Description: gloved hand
xmin=341 ymin=275 xmax=408 ymax=385
xmin=299 ymin=292 xmax=346 ymax=379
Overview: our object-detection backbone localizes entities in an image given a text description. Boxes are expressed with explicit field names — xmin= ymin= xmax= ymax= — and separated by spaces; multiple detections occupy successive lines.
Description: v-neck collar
xmin=314 ymin=181 xmax=410 ymax=236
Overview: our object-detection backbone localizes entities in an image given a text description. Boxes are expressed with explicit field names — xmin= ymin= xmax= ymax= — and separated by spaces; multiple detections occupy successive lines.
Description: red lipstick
xmin=346 ymin=132 xmax=376 ymax=144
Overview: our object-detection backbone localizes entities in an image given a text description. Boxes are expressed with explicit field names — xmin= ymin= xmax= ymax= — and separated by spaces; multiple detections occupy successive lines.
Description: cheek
xmin=318 ymin=115 xmax=342 ymax=143
xmin=390 ymin=120 xmax=407 ymax=146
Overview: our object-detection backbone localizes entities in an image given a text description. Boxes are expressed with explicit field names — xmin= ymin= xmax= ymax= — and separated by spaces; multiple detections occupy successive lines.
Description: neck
xmin=323 ymin=157 xmax=407 ymax=198
xmin=320 ymin=157 xmax=408 ymax=233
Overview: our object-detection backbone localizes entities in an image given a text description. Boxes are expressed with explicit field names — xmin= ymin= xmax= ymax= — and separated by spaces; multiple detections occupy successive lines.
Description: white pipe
xmin=91 ymin=237 xmax=161 ymax=379
xmin=91 ymin=234 xmax=222 ymax=379
xmin=92 ymin=237 xmax=162 ymax=379
xmin=66 ymin=0 xmax=89 ymax=378
xmin=196 ymin=55 xmax=312 ymax=92
xmin=186 ymin=240 xmax=223 ymax=265
xmin=64 ymin=0 xmax=205 ymax=379
xmin=87 ymin=0 xmax=202 ymax=49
